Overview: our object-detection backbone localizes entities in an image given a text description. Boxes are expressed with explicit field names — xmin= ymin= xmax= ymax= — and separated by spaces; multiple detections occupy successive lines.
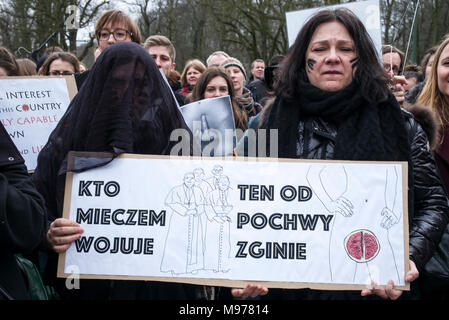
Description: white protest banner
xmin=286 ymin=0 xmax=382 ymax=55
xmin=180 ymin=96 xmax=236 ymax=157
xmin=59 ymin=153 xmax=409 ymax=290
xmin=0 ymin=76 xmax=77 ymax=170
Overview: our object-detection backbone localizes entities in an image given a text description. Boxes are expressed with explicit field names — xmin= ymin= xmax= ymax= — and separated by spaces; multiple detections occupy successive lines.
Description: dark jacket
xmin=75 ymin=70 xmax=90 ymax=91
xmin=0 ymin=124 xmax=46 ymax=300
xmin=247 ymin=79 xmax=269 ymax=104
xmin=405 ymin=81 xmax=426 ymax=105
xmin=237 ymin=87 xmax=262 ymax=119
xmin=170 ymin=80 xmax=186 ymax=106
xmin=176 ymin=85 xmax=193 ymax=97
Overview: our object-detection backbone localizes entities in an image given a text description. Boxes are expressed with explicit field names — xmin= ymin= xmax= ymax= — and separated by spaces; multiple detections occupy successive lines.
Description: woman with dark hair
xmin=190 ymin=66 xmax=248 ymax=131
xmin=38 ymin=52 xmax=81 ymax=76
xmin=31 ymin=42 xmax=199 ymax=300
xmin=242 ymin=8 xmax=449 ymax=300
xmin=0 ymin=46 xmax=20 ymax=76
xmin=277 ymin=13 xmax=389 ymax=103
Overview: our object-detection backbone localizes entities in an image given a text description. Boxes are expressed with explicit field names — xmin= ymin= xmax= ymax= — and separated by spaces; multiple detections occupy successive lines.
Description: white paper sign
xmin=286 ymin=0 xmax=382 ymax=56
xmin=60 ymin=154 xmax=409 ymax=290
xmin=0 ymin=76 xmax=76 ymax=170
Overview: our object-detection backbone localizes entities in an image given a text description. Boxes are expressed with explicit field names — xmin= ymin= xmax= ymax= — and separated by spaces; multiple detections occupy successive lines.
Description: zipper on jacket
xmin=0 ymin=284 xmax=14 ymax=300
xmin=313 ymin=118 xmax=337 ymax=141
xmin=302 ymin=119 xmax=313 ymax=158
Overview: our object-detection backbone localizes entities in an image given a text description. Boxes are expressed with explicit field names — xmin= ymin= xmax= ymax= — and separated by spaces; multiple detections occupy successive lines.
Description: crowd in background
xmin=1 ymin=7 xmax=449 ymax=302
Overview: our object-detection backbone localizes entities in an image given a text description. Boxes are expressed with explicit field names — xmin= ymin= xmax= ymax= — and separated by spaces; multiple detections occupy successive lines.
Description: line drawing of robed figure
xmin=204 ymin=175 xmax=233 ymax=273
xmin=160 ymin=172 xmax=206 ymax=275
xmin=206 ymin=165 xmax=223 ymax=190
xmin=193 ymin=167 xmax=213 ymax=195
xmin=193 ymin=167 xmax=213 ymax=250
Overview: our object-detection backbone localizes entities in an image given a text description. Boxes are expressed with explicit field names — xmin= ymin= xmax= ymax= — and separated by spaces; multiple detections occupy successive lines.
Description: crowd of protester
xmin=1 ymin=7 xmax=449 ymax=301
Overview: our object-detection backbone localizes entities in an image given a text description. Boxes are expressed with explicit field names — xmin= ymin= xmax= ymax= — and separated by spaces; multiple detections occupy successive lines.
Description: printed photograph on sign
xmin=180 ymin=96 xmax=236 ymax=157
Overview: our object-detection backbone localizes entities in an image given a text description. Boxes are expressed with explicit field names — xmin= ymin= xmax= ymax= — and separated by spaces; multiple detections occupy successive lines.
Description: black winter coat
xmin=0 ymin=124 xmax=46 ymax=300
xmin=247 ymin=79 xmax=269 ymax=104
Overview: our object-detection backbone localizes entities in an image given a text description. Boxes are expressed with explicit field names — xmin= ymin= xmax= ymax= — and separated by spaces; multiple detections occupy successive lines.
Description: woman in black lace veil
xmin=32 ymin=42 xmax=197 ymax=299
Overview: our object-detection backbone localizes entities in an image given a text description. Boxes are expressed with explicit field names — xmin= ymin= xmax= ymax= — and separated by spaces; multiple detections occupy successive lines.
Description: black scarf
xmin=261 ymin=82 xmax=410 ymax=162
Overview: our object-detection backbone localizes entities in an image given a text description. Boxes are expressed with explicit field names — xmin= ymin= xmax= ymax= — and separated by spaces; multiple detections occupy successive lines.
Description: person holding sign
xmin=247 ymin=8 xmax=449 ymax=300
xmin=31 ymin=42 xmax=201 ymax=300
xmin=190 ymin=66 xmax=248 ymax=131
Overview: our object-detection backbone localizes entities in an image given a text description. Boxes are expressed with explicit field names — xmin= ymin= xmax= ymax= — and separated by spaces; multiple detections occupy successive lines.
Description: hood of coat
xmin=405 ymin=104 xmax=442 ymax=151
xmin=0 ymin=123 xmax=24 ymax=167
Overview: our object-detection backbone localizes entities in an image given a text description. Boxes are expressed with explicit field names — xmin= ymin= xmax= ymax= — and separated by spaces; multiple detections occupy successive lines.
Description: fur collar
xmin=405 ymin=104 xmax=442 ymax=151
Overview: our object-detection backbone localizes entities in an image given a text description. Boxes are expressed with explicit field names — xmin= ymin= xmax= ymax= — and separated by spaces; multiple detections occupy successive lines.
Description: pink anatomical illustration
xmin=344 ymin=229 xmax=380 ymax=263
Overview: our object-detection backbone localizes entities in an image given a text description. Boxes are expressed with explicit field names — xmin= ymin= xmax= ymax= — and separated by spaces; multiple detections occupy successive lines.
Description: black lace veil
xmin=32 ymin=42 xmax=191 ymax=222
